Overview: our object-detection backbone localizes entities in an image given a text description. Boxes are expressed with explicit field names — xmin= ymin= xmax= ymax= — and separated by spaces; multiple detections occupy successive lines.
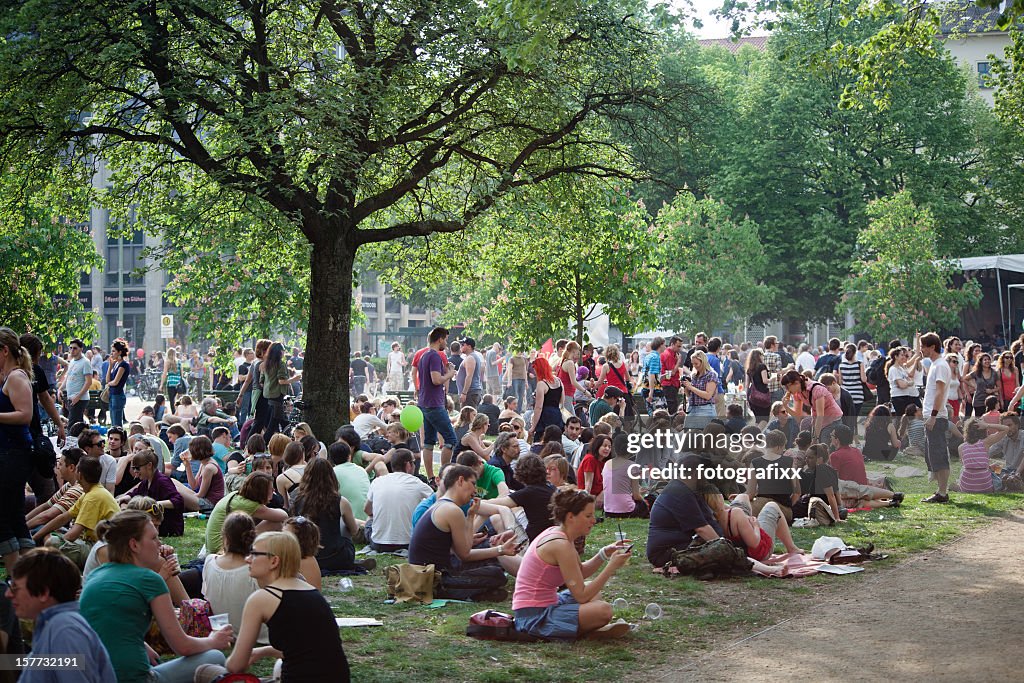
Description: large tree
xmin=0 ymin=0 xmax=687 ymax=436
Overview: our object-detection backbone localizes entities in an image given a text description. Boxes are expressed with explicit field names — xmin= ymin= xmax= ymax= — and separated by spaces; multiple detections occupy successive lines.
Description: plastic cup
xmin=611 ymin=598 xmax=628 ymax=610
xmin=614 ymin=531 xmax=628 ymax=543
xmin=644 ymin=603 xmax=662 ymax=620
xmin=338 ymin=578 xmax=354 ymax=592
xmin=208 ymin=613 xmax=230 ymax=631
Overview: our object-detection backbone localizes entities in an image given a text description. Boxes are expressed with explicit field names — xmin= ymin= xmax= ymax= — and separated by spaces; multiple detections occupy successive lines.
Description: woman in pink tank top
xmin=512 ymin=489 xmax=631 ymax=640
xmin=781 ymin=370 xmax=843 ymax=442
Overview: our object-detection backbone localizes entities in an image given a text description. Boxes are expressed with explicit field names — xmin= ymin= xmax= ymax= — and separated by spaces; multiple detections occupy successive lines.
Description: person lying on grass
xmin=512 ymin=488 xmax=631 ymax=641
xmin=700 ymin=485 xmax=805 ymax=561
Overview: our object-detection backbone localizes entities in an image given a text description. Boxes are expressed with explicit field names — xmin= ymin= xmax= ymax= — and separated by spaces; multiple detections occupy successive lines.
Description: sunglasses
xmin=90 ymin=440 xmax=105 ymax=448
xmin=130 ymin=465 xmax=141 ymax=472
xmin=247 ymin=551 xmax=275 ymax=558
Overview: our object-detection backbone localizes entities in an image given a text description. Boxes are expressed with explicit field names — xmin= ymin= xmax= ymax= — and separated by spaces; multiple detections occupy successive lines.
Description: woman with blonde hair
xmin=682 ymin=350 xmax=719 ymax=420
xmin=160 ymin=347 xmax=186 ymax=407
xmin=0 ymin=326 xmax=34 ymax=572
xmin=204 ymin=531 xmax=350 ymax=681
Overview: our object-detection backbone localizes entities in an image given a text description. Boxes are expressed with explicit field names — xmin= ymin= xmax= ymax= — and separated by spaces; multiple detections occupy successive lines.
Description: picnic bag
xmin=385 ymin=563 xmax=440 ymax=604
xmin=179 ymin=598 xmax=213 ymax=637
xmin=665 ymin=538 xmax=752 ymax=578
xmin=466 ymin=610 xmax=542 ymax=642
xmin=1000 ymin=472 xmax=1024 ymax=493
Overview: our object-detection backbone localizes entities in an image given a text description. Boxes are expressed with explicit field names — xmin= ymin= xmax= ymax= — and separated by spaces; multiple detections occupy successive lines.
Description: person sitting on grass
xmin=544 ymin=454 xmax=571 ymax=488
xmin=701 ymin=486 xmax=804 ymax=561
xmin=80 ymin=511 xmax=232 ymax=683
xmin=487 ymin=454 xmax=556 ymax=542
xmin=210 ymin=426 xmax=232 ymax=472
xmin=412 ymin=464 xmax=517 ymax=538
xmin=32 ymin=456 xmax=119 ymax=569
xmin=203 ymin=512 xmax=261 ymax=635
xmin=795 ymin=444 xmax=843 ymax=522
xmin=362 ymin=422 xmax=414 ymax=478
xmin=862 ymin=404 xmax=901 ymax=462
xmin=364 ymin=449 xmax=433 ymax=553
xmin=329 ymin=440 xmax=371 ymax=524
xmin=183 ymin=435 xmax=225 ymax=513
xmin=954 ymin=418 xmax=1010 ymax=493
xmin=408 ymin=465 xmax=521 ymax=601
xmin=289 ymin=458 xmax=365 ymax=573
xmin=116 ymin=448 xmax=185 ymax=537
xmin=275 ymin=441 xmax=307 ymax=510
xmin=828 ymin=425 xmax=904 ymax=509
xmin=204 ymin=472 xmax=289 ymax=555
xmin=5 ymin=549 xmax=116 ymax=683
xmin=26 ymin=447 xmax=84 ymax=531
xmin=456 ymin=450 xmax=511 ymax=500
xmin=282 ymin=515 xmax=323 ymax=591
xmin=512 ymin=488 xmax=631 ymax=641
xmin=745 ymin=429 xmax=800 ymax=522
xmin=602 ymin=434 xmax=648 ymax=519
xmin=783 ymin=430 xmax=813 ymax=468
xmin=196 ymin=531 xmax=350 ymax=683
xmin=576 ymin=434 xmax=612 ymax=506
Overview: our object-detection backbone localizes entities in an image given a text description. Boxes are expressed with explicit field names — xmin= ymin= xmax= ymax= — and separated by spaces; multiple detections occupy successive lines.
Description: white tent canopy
xmin=949 ymin=254 xmax=1024 ymax=273
xmin=945 ymin=254 xmax=1024 ymax=343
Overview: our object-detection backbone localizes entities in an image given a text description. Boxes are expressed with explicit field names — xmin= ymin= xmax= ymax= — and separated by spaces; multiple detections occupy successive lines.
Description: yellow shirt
xmin=67 ymin=485 xmax=120 ymax=542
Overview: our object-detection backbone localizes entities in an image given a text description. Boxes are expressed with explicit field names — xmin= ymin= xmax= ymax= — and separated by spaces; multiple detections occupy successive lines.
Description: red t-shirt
xmin=660 ymin=349 xmax=679 ymax=387
xmin=576 ymin=453 xmax=604 ymax=497
xmin=412 ymin=347 xmax=446 ymax=392
xmin=829 ymin=446 xmax=868 ymax=485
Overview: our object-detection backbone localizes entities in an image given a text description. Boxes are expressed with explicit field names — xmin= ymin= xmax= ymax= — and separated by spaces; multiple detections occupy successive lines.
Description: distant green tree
xmin=840 ymin=192 xmax=981 ymax=341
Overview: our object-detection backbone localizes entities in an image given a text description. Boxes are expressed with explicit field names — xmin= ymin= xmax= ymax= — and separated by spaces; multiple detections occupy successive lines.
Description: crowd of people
xmin=2 ymin=322 xmax=1024 ymax=680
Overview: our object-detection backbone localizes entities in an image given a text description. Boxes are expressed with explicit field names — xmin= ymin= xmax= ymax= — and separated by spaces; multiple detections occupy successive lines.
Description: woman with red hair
xmin=529 ymin=358 xmax=565 ymax=443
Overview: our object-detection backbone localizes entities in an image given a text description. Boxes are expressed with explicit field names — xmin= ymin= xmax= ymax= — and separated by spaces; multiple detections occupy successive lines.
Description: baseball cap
xmin=458 ymin=337 xmax=476 ymax=349
xmin=603 ymin=387 xmax=625 ymax=399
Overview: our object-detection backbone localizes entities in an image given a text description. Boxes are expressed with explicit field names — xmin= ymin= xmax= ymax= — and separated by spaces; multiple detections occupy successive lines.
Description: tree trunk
xmin=303 ymin=228 xmax=357 ymax=440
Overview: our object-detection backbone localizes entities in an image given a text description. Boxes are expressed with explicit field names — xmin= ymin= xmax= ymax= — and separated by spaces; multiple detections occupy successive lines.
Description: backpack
xmin=466 ymin=610 xmax=542 ymax=642
xmin=815 ymin=354 xmax=841 ymax=379
xmin=664 ymin=538 xmax=752 ymax=579
xmin=866 ymin=357 xmax=887 ymax=386
xmin=178 ymin=598 xmax=213 ymax=637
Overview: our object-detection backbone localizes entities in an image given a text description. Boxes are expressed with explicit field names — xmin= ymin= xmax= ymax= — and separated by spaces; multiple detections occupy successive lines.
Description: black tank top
xmin=408 ymin=499 xmax=457 ymax=570
xmin=542 ymin=382 xmax=563 ymax=408
xmin=264 ymin=585 xmax=350 ymax=682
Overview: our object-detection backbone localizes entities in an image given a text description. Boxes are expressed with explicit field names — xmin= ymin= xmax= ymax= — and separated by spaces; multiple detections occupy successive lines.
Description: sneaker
xmin=586 ymin=619 xmax=632 ymax=640
xmin=356 ymin=557 xmax=377 ymax=571
xmin=921 ymin=492 xmax=950 ymax=504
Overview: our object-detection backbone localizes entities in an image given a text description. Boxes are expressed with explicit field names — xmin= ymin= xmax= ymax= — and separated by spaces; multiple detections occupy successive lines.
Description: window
xmin=978 ymin=62 xmax=991 ymax=89
xmin=385 ymin=298 xmax=402 ymax=314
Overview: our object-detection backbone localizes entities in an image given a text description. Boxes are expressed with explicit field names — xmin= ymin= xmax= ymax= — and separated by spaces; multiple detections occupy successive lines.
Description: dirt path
xmin=662 ymin=512 xmax=1024 ymax=682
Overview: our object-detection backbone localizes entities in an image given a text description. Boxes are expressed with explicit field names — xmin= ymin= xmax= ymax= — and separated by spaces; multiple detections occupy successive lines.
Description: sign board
xmin=160 ymin=314 xmax=174 ymax=339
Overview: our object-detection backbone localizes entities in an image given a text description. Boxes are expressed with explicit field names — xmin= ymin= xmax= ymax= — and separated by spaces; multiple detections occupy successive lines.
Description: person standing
xmin=507 ymin=351 xmax=529 ymax=413
xmin=0 ymin=327 xmax=36 ymax=574
xmin=350 ymin=352 xmax=369 ymax=397
xmin=486 ymin=343 xmax=504 ymax=397
xmin=62 ymin=339 xmax=93 ymax=428
xmin=106 ymin=340 xmax=131 ymax=428
xmin=796 ymin=343 xmax=816 ymax=374
xmin=189 ymin=350 xmax=206 ymax=400
xmin=763 ymin=336 xmax=784 ymax=404
xmin=386 ymin=342 xmax=406 ymax=393
xmin=660 ymin=337 xmax=683 ymax=415
xmin=920 ymin=332 xmax=952 ymax=503
xmin=456 ymin=337 xmax=485 ymax=409
xmin=418 ymin=327 xmax=459 ymax=481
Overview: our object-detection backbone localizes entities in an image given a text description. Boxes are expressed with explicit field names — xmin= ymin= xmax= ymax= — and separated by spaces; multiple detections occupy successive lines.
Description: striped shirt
xmin=839 ymin=360 xmax=864 ymax=402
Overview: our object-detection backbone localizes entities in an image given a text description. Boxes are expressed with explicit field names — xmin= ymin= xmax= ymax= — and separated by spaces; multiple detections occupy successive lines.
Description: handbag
xmin=178 ymin=598 xmax=213 ymax=637
xmin=99 ymin=386 xmax=110 ymax=404
xmin=31 ymin=432 xmax=57 ymax=478
xmin=747 ymin=382 xmax=771 ymax=409
xmin=384 ymin=563 xmax=440 ymax=604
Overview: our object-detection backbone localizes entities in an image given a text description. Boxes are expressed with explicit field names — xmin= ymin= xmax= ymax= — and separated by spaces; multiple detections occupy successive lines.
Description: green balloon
xmin=400 ymin=405 xmax=424 ymax=432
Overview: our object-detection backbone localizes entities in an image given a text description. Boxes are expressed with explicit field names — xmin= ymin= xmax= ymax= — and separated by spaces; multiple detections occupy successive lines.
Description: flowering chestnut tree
xmin=840 ymin=191 xmax=981 ymax=341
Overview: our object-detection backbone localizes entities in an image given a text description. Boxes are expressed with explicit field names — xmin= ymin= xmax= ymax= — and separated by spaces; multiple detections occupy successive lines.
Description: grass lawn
xmin=165 ymin=453 xmax=1023 ymax=681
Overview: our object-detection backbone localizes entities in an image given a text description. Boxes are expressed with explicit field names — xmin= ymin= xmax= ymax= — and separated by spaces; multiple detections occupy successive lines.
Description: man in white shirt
xmin=62 ymin=339 xmax=94 ymax=428
xmin=352 ymin=401 xmax=388 ymax=438
xmin=561 ymin=417 xmax=585 ymax=468
xmin=796 ymin=343 xmax=817 ymax=374
xmin=920 ymin=332 xmax=951 ymax=503
xmin=364 ymin=449 xmax=432 ymax=552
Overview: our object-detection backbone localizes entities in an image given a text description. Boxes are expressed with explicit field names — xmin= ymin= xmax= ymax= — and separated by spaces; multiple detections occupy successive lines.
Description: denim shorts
xmin=421 ymin=406 xmax=457 ymax=448
xmin=515 ymin=590 xmax=580 ymax=641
